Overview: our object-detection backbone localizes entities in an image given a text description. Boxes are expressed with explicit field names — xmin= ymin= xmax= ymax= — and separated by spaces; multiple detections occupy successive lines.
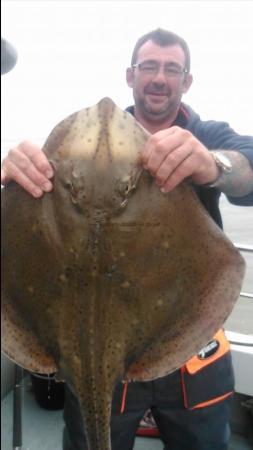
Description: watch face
xmin=214 ymin=152 xmax=232 ymax=173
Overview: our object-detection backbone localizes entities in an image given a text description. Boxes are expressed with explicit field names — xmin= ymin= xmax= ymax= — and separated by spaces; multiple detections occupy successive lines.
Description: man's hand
xmin=141 ymin=126 xmax=219 ymax=192
xmin=1 ymin=141 xmax=54 ymax=197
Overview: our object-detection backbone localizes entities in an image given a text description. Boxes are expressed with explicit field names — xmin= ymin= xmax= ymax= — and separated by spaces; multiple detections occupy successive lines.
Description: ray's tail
xmin=72 ymin=372 xmax=116 ymax=450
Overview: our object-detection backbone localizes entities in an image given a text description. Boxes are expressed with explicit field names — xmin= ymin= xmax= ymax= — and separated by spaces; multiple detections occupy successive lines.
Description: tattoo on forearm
xmin=215 ymin=150 xmax=253 ymax=197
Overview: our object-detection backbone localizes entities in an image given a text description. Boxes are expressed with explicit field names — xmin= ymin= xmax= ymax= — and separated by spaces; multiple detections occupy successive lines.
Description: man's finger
xmin=141 ymin=128 xmax=187 ymax=171
xmin=160 ymin=155 xmax=195 ymax=193
xmin=4 ymin=149 xmax=53 ymax=192
xmin=155 ymin=145 xmax=192 ymax=186
xmin=1 ymin=167 xmax=10 ymax=186
xmin=18 ymin=141 xmax=54 ymax=178
xmin=1 ymin=159 xmax=45 ymax=197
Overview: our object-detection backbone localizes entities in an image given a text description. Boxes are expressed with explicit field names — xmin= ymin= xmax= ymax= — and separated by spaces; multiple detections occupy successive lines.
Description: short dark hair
xmin=131 ymin=28 xmax=191 ymax=72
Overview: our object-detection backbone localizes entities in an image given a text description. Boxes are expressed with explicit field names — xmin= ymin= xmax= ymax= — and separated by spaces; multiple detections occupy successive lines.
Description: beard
xmin=134 ymin=84 xmax=181 ymax=123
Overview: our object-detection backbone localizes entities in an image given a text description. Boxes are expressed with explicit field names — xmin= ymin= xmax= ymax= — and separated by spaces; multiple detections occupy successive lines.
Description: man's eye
xmin=141 ymin=65 xmax=156 ymax=72
xmin=165 ymin=67 xmax=181 ymax=74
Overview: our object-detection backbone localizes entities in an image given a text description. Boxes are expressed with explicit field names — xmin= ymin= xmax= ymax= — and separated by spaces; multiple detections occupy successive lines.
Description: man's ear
xmin=182 ymin=73 xmax=193 ymax=94
xmin=126 ymin=67 xmax=134 ymax=88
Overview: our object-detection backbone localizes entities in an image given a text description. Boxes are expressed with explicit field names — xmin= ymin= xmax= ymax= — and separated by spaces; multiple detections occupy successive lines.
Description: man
xmin=2 ymin=29 xmax=253 ymax=450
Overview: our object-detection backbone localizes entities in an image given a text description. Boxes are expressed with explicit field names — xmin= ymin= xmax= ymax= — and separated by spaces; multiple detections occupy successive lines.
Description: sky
xmin=2 ymin=0 xmax=253 ymax=157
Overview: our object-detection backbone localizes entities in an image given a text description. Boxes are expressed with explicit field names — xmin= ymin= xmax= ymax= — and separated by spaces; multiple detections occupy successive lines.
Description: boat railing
xmin=234 ymin=243 xmax=253 ymax=300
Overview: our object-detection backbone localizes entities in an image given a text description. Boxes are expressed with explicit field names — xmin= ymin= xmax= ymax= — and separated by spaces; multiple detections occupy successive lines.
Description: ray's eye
xmin=123 ymin=182 xmax=136 ymax=197
xmin=114 ymin=179 xmax=136 ymax=205
xmin=124 ymin=184 xmax=131 ymax=195
xmin=115 ymin=181 xmax=130 ymax=196
xmin=64 ymin=181 xmax=73 ymax=190
xmin=119 ymin=183 xmax=136 ymax=209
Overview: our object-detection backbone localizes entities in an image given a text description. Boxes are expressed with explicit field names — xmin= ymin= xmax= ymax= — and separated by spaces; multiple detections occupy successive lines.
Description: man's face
xmin=126 ymin=40 xmax=192 ymax=123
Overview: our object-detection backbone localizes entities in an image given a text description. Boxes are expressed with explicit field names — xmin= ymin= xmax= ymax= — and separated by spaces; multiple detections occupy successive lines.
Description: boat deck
xmin=1 ymin=377 xmax=252 ymax=450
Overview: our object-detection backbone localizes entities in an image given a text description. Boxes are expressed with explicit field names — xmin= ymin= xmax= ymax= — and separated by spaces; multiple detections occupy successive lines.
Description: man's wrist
xmin=204 ymin=151 xmax=233 ymax=189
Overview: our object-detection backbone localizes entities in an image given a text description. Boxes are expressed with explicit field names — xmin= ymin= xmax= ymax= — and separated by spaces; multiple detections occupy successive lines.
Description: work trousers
xmin=63 ymin=369 xmax=231 ymax=450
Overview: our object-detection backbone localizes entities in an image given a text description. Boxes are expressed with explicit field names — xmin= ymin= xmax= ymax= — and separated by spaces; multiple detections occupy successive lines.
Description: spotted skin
xmin=1 ymin=98 xmax=245 ymax=450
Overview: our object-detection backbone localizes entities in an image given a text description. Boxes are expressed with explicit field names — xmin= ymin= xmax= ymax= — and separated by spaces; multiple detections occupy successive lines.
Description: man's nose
xmin=152 ymin=67 xmax=167 ymax=83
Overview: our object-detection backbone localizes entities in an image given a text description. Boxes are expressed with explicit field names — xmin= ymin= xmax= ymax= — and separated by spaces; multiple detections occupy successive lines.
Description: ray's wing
xmin=114 ymin=178 xmax=245 ymax=381
xmin=2 ymin=186 xmax=59 ymax=373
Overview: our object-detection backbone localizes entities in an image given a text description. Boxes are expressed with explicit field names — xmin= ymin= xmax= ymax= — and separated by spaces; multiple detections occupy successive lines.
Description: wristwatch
xmin=205 ymin=151 xmax=233 ymax=188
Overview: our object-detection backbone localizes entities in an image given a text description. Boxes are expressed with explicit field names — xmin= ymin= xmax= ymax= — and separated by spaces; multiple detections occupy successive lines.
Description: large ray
xmin=1 ymin=98 xmax=245 ymax=450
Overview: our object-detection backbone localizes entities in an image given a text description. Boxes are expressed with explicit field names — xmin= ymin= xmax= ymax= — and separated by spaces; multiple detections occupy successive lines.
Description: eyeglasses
xmin=132 ymin=61 xmax=188 ymax=78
